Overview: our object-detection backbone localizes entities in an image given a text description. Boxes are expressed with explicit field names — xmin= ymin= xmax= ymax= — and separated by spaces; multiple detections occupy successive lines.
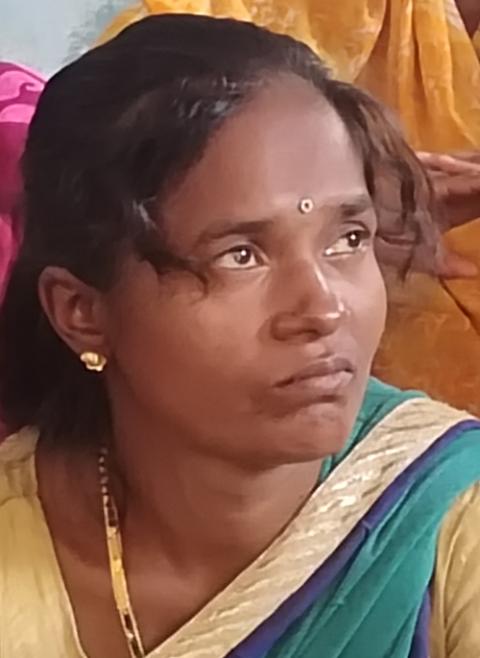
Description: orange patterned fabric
xmin=100 ymin=1 xmax=480 ymax=413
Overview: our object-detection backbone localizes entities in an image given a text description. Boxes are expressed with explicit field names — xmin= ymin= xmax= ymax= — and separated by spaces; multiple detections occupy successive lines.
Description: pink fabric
xmin=0 ymin=62 xmax=44 ymax=301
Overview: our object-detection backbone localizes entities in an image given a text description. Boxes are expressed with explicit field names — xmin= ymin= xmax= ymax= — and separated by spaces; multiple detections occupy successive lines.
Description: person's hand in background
xmin=418 ymin=151 xmax=480 ymax=229
xmin=417 ymin=151 xmax=480 ymax=279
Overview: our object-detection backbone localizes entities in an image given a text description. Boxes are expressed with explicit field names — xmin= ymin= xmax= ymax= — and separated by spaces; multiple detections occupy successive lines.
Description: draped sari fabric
xmin=0 ymin=63 xmax=44 ymax=438
xmin=0 ymin=62 xmax=44 ymax=302
xmin=99 ymin=1 xmax=480 ymax=415
xmin=2 ymin=380 xmax=480 ymax=656
xmin=141 ymin=381 xmax=480 ymax=658
xmin=233 ymin=418 xmax=480 ymax=658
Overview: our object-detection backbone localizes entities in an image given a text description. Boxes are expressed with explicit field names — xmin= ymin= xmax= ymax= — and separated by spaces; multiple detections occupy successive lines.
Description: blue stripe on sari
xmin=227 ymin=419 xmax=480 ymax=658
xmin=408 ymin=592 xmax=431 ymax=658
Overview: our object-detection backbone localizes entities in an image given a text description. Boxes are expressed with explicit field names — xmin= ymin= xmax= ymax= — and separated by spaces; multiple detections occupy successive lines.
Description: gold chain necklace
xmin=98 ymin=447 xmax=146 ymax=658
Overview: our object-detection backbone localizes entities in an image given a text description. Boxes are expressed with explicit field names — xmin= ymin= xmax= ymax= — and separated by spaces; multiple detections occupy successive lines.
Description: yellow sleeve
xmin=431 ymin=483 xmax=480 ymax=658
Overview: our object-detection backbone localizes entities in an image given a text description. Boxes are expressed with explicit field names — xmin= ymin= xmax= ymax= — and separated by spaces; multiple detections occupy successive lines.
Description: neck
xmin=109 ymin=416 xmax=321 ymax=576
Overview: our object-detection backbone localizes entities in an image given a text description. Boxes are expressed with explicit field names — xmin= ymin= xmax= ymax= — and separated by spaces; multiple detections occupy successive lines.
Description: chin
xmin=265 ymin=405 xmax=354 ymax=465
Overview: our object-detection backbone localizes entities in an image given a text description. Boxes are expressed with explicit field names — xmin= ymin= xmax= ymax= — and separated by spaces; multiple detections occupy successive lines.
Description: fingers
xmin=448 ymin=150 xmax=480 ymax=165
xmin=418 ymin=151 xmax=480 ymax=226
xmin=417 ymin=151 xmax=480 ymax=175
xmin=381 ymin=151 xmax=480 ymax=277
xmin=434 ymin=174 xmax=480 ymax=199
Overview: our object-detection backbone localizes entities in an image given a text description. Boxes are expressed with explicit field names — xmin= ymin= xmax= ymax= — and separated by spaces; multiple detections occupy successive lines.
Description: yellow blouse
xmin=1 ymin=429 xmax=480 ymax=657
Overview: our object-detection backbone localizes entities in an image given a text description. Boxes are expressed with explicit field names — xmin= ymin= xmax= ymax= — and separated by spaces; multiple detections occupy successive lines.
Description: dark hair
xmin=0 ymin=14 xmax=436 ymax=443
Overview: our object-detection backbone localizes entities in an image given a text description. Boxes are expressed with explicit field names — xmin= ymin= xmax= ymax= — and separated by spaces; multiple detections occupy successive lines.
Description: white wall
xmin=0 ymin=0 xmax=133 ymax=76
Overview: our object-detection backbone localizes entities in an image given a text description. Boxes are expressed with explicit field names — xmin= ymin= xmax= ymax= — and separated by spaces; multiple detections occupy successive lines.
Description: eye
xmin=214 ymin=245 xmax=264 ymax=270
xmin=324 ymin=229 xmax=372 ymax=257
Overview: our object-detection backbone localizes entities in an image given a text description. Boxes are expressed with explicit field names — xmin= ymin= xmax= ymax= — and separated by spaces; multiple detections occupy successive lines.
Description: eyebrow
xmin=335 ymin=194 xmax=374 ymax=218
xmin=194 ymin=194 xmax=374 ymax=247
xmin=194 ymin=219 xmax=275 ymax=247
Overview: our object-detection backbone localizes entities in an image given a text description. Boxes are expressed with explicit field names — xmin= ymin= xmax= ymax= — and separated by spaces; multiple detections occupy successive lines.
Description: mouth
xmin=273 ymin=356 xmax=355 ymax=406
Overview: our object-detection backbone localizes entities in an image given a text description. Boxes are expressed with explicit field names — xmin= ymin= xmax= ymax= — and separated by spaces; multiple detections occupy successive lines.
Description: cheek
xmin=108 ymin=277 xmax=261 ymax=409
xmin=344 ymin=259 xmax=387 ymax=359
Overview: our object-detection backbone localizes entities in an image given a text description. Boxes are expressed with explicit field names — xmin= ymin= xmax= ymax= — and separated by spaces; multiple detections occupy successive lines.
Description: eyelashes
xmin=211 ymin=226 xmax=373 ymax=272
xmin=324 ymin=228 xmax=373 ymax=257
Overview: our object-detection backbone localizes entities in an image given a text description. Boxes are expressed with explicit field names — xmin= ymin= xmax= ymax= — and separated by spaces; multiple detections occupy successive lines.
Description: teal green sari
xmin=150 ymin=379 xmax=480 ymax=658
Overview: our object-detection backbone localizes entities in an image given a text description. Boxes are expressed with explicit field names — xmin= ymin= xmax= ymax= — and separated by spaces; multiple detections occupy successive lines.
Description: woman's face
xmin=105 ymin=77 xmax=387 ymax=466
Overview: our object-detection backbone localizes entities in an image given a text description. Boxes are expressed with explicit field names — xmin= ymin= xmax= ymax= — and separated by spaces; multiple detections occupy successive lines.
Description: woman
xmin=0 ymin=15 xmax=479 ymax=658
xmin=99 ymin=0 xmax=480 ymax=415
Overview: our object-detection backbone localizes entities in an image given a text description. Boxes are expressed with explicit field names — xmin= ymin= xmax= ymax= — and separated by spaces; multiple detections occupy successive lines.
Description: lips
xmin=277 ymin=356 xmax=355 ymax=388
xmin=271 ymin=356 xmax=355 ymax=409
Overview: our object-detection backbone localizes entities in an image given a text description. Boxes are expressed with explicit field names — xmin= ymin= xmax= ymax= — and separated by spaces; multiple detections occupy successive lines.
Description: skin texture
xmin=419 ymin=152 xmax=480 ymax=230
xmin=37 ymin=76 xmax=387 ymax=656
xmin=416 ymin=151 xmax=480 ymax=279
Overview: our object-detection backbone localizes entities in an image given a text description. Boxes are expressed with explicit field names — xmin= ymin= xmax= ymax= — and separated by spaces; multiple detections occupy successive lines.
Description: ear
xmin=38 ymin=267 xmax=109 ymax=360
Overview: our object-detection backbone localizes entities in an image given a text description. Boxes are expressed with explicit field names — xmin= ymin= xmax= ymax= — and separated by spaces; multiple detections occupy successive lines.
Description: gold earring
xmin=80 ymin=352 xmax=107 ymax=373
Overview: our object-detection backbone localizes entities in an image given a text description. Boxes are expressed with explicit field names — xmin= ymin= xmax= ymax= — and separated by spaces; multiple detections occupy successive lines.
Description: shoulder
xmin=437 ymin=482 xmax=480 ymax=571
xmin=0 ymin=427 xmax=39 ymax=505
xmin=0 ymin=429 xmax=82 ymax=655
xmin=325 ymin=378 xmax=476 ymax=476
xmin=355 ymin=377 xmax=424 ymax=432
xmin=0 ymin=428 xmax=42 ymax=604
xmin=431 ymin=483 xmax=480 ymax=657
xmin=357 ymin=378 xmax=480 ymax=442
xmin=350 ymin=377 xmax=464 ymax=452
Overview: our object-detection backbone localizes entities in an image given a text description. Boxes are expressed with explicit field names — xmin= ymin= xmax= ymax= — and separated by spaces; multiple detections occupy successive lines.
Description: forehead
xmin=163 ymin=76 xmax=367 ymax=227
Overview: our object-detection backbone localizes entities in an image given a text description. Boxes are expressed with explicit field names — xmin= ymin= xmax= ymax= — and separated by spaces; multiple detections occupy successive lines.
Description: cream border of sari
xmin=149 ymin=397 xmax=473 ymax=658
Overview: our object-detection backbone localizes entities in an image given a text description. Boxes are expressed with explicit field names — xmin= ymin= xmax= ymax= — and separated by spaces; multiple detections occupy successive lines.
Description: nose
xmin=270 ymin=260 xmax=345 ymax=343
